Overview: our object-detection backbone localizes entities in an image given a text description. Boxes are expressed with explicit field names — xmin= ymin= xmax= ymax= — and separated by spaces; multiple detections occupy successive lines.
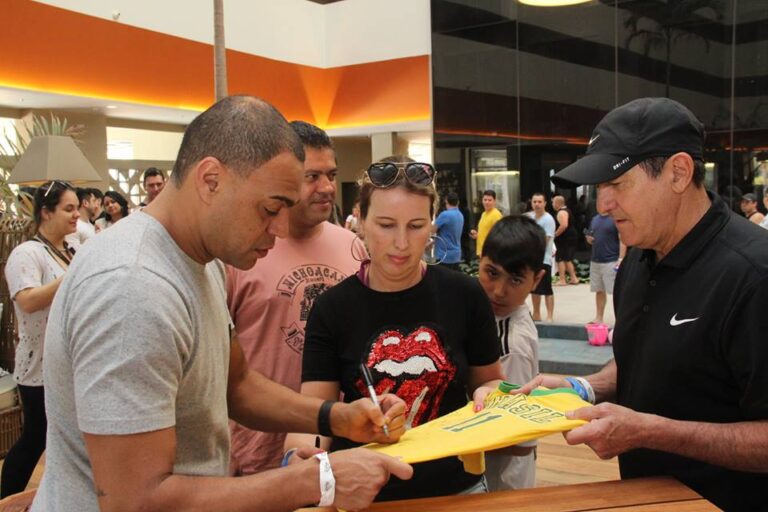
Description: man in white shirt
xmin=525 ymin=193 xmax=556 ymax=321
xmin=66 ymin=187 xmax=97 ymax=246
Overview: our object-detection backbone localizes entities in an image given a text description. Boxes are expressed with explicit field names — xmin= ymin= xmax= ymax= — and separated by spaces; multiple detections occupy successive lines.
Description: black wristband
xmin=318 ymin=400 xmax=335 ymax=437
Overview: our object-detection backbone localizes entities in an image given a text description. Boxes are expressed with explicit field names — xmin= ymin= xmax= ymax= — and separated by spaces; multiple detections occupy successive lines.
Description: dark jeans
xmin=1 ymin=385 xmax=46 ymax=498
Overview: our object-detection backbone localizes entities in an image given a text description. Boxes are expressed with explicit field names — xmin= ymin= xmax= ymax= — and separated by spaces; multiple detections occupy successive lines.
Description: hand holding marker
xmin=360 ymin=364 xmax=390 ymax=437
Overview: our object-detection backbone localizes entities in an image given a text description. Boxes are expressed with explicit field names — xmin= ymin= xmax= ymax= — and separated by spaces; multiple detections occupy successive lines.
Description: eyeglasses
xmin=365 ymin=162 xmax=436 ymax=188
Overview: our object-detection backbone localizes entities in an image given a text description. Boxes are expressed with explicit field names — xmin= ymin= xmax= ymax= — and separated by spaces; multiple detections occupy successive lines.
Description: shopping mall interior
xmin=3 ymin=0 xmax=766 ymax=224
xmin=1 ymin=2 xmax=767 ymax=509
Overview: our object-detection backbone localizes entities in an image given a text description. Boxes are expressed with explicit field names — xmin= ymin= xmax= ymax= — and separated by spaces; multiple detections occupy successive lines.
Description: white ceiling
xmin=0 ymin=86 xmax=432 ymax=137
xmin=5 ymin=1 xmax=432 ymax=133
xmin=0 ymin=86 xmax=200 ymax=125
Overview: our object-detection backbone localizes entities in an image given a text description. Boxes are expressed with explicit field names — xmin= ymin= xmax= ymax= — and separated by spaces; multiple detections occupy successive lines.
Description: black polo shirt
xmin=613 ymin=192 xmax=768 ymax=511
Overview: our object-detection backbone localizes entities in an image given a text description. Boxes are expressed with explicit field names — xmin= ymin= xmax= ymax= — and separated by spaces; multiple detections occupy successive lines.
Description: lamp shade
xmin=8 ymin=136 xmax=102 ymax=186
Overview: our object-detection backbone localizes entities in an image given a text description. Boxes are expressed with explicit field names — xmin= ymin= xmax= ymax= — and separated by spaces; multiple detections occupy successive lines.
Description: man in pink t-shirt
xmin=226 ymin=121 xmax=363 ymax=474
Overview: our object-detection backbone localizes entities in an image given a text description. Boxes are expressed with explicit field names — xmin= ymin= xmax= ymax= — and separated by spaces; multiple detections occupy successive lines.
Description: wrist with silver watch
xmin=314 ymin=452 xmax=335 ymax=507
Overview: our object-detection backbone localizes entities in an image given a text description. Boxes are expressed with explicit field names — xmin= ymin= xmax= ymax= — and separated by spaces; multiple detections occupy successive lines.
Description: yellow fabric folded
xmin=366 ymin=388 xmax=589 ymax=467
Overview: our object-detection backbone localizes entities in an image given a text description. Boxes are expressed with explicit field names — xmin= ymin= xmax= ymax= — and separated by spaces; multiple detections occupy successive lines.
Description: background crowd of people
xmin=1 ymin=96 xmax=766 ymax=512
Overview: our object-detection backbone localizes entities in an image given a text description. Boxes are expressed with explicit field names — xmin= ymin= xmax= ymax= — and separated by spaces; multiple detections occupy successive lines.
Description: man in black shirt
xmin=522 ymin=97 xmax=768 ymax=511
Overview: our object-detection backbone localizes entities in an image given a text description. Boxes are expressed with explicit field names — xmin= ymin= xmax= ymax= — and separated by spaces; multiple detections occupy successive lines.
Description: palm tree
xmin=213 ymin=0 xmax=228 ymax=101
xmin=624 ymin=0 xmax=724 ymax=97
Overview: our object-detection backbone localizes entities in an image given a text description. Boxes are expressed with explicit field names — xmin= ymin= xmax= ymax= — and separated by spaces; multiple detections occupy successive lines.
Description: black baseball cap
xmin=552 ymin=98 xmax=705 ymax=187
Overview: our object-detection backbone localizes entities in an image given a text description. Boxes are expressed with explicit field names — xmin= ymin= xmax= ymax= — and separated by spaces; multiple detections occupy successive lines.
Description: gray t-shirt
xmin=33 ymin=212 xmax=232 ymax=512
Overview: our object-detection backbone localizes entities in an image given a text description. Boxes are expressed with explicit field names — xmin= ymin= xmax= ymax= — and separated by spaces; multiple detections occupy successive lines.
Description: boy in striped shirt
xmin=477 ymin=215 xmax=547 ymax=491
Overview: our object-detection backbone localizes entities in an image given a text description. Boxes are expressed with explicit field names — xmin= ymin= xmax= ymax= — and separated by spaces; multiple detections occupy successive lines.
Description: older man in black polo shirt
xmin=522 ymin=97 xmax=768 ymax=511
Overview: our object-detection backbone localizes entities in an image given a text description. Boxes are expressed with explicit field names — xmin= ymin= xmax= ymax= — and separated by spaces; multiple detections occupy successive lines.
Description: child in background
xmin=477 ymin=215 xmax=547 ymax=491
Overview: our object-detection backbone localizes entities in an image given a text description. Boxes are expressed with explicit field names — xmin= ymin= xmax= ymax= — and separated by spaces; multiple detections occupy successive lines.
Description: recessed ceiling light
xmin=519 ymin=0 xmax=591 ymax=6
xmin=106 ymin=105 xmax=118 ymax=110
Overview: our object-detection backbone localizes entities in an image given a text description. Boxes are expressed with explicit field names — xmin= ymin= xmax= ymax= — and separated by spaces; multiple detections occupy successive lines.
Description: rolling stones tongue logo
xmin=358 ymin=326 xmax=456 ymax=428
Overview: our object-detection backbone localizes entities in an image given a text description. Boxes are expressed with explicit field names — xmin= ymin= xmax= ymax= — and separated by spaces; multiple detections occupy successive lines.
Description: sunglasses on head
xmin=365 ymin=162 xmax=436 ymax=188
xmin=42 ymin=180 xmax=67 ymax=198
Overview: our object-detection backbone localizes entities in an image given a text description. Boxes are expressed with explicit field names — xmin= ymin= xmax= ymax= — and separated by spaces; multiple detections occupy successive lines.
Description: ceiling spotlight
xmin=518 ymin=0 xmax=591 ymax=6
xmin=105 ymin=105 xmax=118 ymax=110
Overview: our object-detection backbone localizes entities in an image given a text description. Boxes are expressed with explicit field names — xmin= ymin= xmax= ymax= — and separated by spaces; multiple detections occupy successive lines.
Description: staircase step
xmin=537 ymin=329 xmax=614 ymax=376
xmin=535 ymin=322 xmax=590 ymax=341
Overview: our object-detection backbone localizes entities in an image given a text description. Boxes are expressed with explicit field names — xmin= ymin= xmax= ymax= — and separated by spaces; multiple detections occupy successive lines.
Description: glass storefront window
xmin=432 ymin=0 xmax=768 ymax=232
xmin=470 ymin=148 xmax=520 ymax=216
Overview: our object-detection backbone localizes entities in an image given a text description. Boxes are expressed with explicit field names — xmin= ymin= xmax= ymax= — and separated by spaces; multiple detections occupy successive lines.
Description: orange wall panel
xmin=226 ymin=50 xmax=316 ymax=122
xmin=327 ymin=56 xmax=431 ymax=128
xmin=1 ymin=0 xmax=430 ymax=129
xmin=1 ymin=0 xmax=214 ymax=109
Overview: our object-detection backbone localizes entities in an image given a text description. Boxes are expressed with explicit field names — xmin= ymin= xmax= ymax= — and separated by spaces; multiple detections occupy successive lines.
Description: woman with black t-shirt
xmin=285 ymin=156 xmax=503 ymax=501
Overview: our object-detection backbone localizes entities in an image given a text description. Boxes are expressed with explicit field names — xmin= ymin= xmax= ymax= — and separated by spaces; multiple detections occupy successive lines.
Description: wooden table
xmin=0 ymin=477 xmax=717 ymax=511
xmin=301 ymin=477 xmax=718 ymax=511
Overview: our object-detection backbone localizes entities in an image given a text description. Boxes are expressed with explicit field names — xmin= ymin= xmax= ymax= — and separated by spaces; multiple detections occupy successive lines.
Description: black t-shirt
xmin=613 ymin=193 xmax=768 ymax=511
xmin=555 ymin=207 xmax=578 ymax=241
xmin=303 ymin=265 xmax=499 ymax=501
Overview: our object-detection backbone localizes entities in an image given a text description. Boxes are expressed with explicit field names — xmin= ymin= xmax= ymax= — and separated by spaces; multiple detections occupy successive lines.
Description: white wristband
xmin=314 ymin=452 xmax=335 ymax=507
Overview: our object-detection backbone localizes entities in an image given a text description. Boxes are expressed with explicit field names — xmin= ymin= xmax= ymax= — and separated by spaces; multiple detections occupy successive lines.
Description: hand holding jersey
xmin=563 ymin=402 xmax=656 ymax=460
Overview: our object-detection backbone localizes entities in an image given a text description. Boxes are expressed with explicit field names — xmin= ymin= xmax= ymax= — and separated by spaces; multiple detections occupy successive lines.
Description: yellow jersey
xmin=366 ymin=388 xmax=589 ymax=473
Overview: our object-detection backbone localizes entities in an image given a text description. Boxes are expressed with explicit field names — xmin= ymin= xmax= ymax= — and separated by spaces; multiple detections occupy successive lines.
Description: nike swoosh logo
xmin=670 ymin=314 xmax=699 ymax=326
xmin=589 ymin=134 xmax=600 ymax=146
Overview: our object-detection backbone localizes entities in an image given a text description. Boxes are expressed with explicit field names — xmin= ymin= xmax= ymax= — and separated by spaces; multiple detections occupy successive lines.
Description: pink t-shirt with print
xmin=226 ymin=222 xmax=363 ymax=474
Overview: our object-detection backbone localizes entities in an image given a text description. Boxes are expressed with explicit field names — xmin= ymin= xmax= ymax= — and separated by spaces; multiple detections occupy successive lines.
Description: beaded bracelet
xmin=565 ymin=376 xmax=595 ymax=404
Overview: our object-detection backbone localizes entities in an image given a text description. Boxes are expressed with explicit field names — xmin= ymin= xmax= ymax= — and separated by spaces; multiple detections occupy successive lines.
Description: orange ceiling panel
xmin=326 ymin=56 xmax=431 ymax=129
xmin=1 ymin=0 xmax=430 ymax=129
xmin=1 ymin=0 xmax=214 ymax=110
xmin=226 ymin=50 xmax=315 ymax=122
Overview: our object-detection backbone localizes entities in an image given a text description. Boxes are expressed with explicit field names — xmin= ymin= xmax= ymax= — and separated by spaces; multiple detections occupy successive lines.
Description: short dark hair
xmin=290 ymin=120 xmax=334 ymax=152
xmin=34 ymin=180 xmax=75 ymax=226
xmin=88 ymin=188 xmax=104 ymax=201
xmin=639 ymin=156 xmax=705 ymax=187
xmin=445 ymin=192 xmax=459 ymax=206
xmin=482 ymin=215 xmax=546 ymax=274
xmin=531 ymin=192 xmax=546 ymax=201
xmin=172 ymin=96 xmax=304 ymax=185
xmin=103 ymin=190 xmax=129 ymax=222
xmin=483 ymin=190 xmax=496 ymax=199
xmin=76 ymin=187 xmax=94 ymax=206
xmin=143 ymin=167 xmax=166 ymax=185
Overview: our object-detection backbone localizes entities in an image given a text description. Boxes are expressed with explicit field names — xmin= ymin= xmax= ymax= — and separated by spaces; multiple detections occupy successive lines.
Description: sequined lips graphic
xmin=359 ymin=326 xmax=456 ymax=428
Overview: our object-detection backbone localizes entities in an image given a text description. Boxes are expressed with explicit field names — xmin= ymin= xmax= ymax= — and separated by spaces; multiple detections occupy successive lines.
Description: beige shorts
xmin=590 ymin=261 xmax=616 ymax=294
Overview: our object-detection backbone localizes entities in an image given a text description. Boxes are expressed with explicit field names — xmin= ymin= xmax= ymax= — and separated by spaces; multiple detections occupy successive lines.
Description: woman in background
xmin=2 ymin=180 xmax=79 ymax=497
xmin=95 ymin=190 xmax=129 ymax=232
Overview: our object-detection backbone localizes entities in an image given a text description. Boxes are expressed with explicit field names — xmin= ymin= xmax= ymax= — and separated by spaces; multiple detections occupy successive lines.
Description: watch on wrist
xmin=317 ymin=400 xmax=335 ymax=437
